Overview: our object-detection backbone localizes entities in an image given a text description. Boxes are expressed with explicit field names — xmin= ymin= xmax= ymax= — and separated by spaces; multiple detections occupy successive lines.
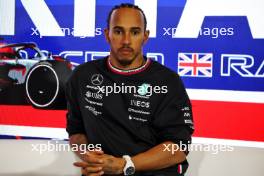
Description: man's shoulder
xmin=148 ymin=60 xmax=186 ymax=93
xmin=67 ymin=58 xmax=106 ymax=83
xmin=151 ymin=60 xmax=180 ymax=80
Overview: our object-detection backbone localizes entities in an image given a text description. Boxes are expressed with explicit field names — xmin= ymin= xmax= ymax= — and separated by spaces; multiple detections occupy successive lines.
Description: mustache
xmin=118 ymin=46 xmax=134 ymax=51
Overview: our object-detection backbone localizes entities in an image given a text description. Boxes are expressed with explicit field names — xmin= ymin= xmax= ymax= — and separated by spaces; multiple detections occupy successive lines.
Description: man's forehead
xmin=112 ymin=7 xmax=143 ymax=16
xmin=109 ymin=7 xmax=144 ymax=26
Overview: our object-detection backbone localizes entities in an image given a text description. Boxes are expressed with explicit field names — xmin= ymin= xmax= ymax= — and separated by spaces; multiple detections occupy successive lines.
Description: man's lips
xmin=119 ymin=47 xmax=133 ymax=53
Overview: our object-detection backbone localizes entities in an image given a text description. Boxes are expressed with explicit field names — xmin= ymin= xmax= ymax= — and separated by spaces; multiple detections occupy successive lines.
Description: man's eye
xmin=114 ymin=30 xmax=122 ymax=35
xmin=132 ymin=31 xmax=140 ymax=35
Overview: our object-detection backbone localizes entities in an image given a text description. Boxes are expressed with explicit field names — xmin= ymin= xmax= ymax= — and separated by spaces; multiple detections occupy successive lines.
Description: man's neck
xmin=108 ymin=55 xmax=145 ymax=71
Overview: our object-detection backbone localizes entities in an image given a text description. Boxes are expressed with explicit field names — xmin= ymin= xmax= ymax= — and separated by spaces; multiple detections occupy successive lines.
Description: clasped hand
xmin=74 ymin=150 xmax=125 ymax=176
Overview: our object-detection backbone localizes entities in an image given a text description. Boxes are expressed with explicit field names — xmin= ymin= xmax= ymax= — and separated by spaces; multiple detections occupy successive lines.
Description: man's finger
xmin=74 ymin=161 xmax=103 ymax=168
xmin=85 ymin=166 xmax=103 ymax=173
xmin=82 ymin=153 xmax=104 ymax=164
xmin=89 ymin=171 xmax=104 ymax=176
xmin=81 ymin=167 xmax=88 ymax=176
xmin=81 ymin=168 xmax=104 ymax=176
xmin=74 ymin=161 xmax=89 ymax=168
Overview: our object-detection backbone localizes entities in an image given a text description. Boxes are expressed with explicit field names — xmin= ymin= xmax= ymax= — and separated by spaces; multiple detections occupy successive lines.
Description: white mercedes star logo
xmin=91 ymin=74 xmax=103 ymax=85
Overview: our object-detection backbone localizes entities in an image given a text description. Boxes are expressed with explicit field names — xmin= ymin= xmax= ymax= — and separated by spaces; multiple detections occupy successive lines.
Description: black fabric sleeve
xmin=65 ymin=70 xmax=86 ymax=136
xmin=152 ymin=74 xmax=194 ymax=148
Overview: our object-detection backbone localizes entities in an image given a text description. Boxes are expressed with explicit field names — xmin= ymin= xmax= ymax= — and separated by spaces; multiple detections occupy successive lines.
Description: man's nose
xmin=122 ymin=33 xmax=131 ymax=45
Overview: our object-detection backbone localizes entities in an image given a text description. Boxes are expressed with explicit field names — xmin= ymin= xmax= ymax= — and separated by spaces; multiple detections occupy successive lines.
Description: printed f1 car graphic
xmin=0 ymin=42 xmax=73 ymax=109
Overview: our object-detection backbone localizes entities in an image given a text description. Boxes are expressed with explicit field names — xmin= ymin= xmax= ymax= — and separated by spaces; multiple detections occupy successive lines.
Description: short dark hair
xmin=106 ymin=3 xmax=147 ymax=31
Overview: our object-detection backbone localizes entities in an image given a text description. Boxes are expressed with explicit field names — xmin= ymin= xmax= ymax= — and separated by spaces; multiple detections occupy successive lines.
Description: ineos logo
xmin=91 ymin=74 xmax=103 ymax=86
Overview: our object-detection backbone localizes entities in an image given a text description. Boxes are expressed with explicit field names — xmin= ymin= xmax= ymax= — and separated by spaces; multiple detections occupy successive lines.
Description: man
xmin=66 ymin=3 xmax=194 ymax=176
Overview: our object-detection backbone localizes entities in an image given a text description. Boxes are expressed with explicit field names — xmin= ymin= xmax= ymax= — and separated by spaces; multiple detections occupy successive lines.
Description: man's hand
xmin=74 ymin=151 xmax=125 ymax=176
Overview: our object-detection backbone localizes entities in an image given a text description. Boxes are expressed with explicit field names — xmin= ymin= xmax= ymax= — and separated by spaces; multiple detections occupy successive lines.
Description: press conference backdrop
xmin=0 ymin=0 xmax=263 ymax=175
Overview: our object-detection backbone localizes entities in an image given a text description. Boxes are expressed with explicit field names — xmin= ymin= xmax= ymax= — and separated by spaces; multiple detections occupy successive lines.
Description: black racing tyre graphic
xmin=25 ymin=62 xmax=71 ymax=109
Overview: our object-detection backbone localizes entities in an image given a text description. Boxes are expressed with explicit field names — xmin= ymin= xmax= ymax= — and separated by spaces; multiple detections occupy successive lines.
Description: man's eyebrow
xmin=130 ymin=27 xmax=141 ymax=31
xmin=113 ymin=26 xmax=123 ymax=30
xmin=112 ymin=26 xmax=142 ymax=31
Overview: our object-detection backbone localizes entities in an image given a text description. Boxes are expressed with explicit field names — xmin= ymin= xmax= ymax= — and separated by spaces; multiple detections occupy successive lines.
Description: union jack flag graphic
xmin=178 ymin=53 xmax=213 ymax=77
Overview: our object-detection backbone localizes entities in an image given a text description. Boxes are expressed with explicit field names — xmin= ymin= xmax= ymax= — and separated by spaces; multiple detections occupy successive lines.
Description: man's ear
xmin=104 ymin=28 xmax=110 ymax=43
xmin=143 ymin=30 xmax=150 ymax=45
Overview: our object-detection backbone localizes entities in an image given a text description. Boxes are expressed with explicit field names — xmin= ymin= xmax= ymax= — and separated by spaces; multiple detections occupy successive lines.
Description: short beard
xmin=117 ymin=52 xmax=139 ymax=67
xmin=118 ymin=58 xmax=134 ymax=66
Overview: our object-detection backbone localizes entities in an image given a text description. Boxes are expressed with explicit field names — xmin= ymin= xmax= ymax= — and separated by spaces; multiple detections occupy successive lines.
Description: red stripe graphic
xmin=0 ymin=101 xmax=263 ymax=142
xmin=192 ymin=100 xmax=264 ymax=142
xmin=0 ymin=105 xmax=66 ymax=128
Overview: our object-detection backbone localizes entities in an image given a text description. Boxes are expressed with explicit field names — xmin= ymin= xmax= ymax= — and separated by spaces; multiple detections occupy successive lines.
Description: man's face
xmin=104 ymin=8 xmax=149 ymax=66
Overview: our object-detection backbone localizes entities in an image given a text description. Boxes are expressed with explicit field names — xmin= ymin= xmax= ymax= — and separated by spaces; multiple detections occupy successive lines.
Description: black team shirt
xmin=66 ymin=57 xmax=194 ymax=175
